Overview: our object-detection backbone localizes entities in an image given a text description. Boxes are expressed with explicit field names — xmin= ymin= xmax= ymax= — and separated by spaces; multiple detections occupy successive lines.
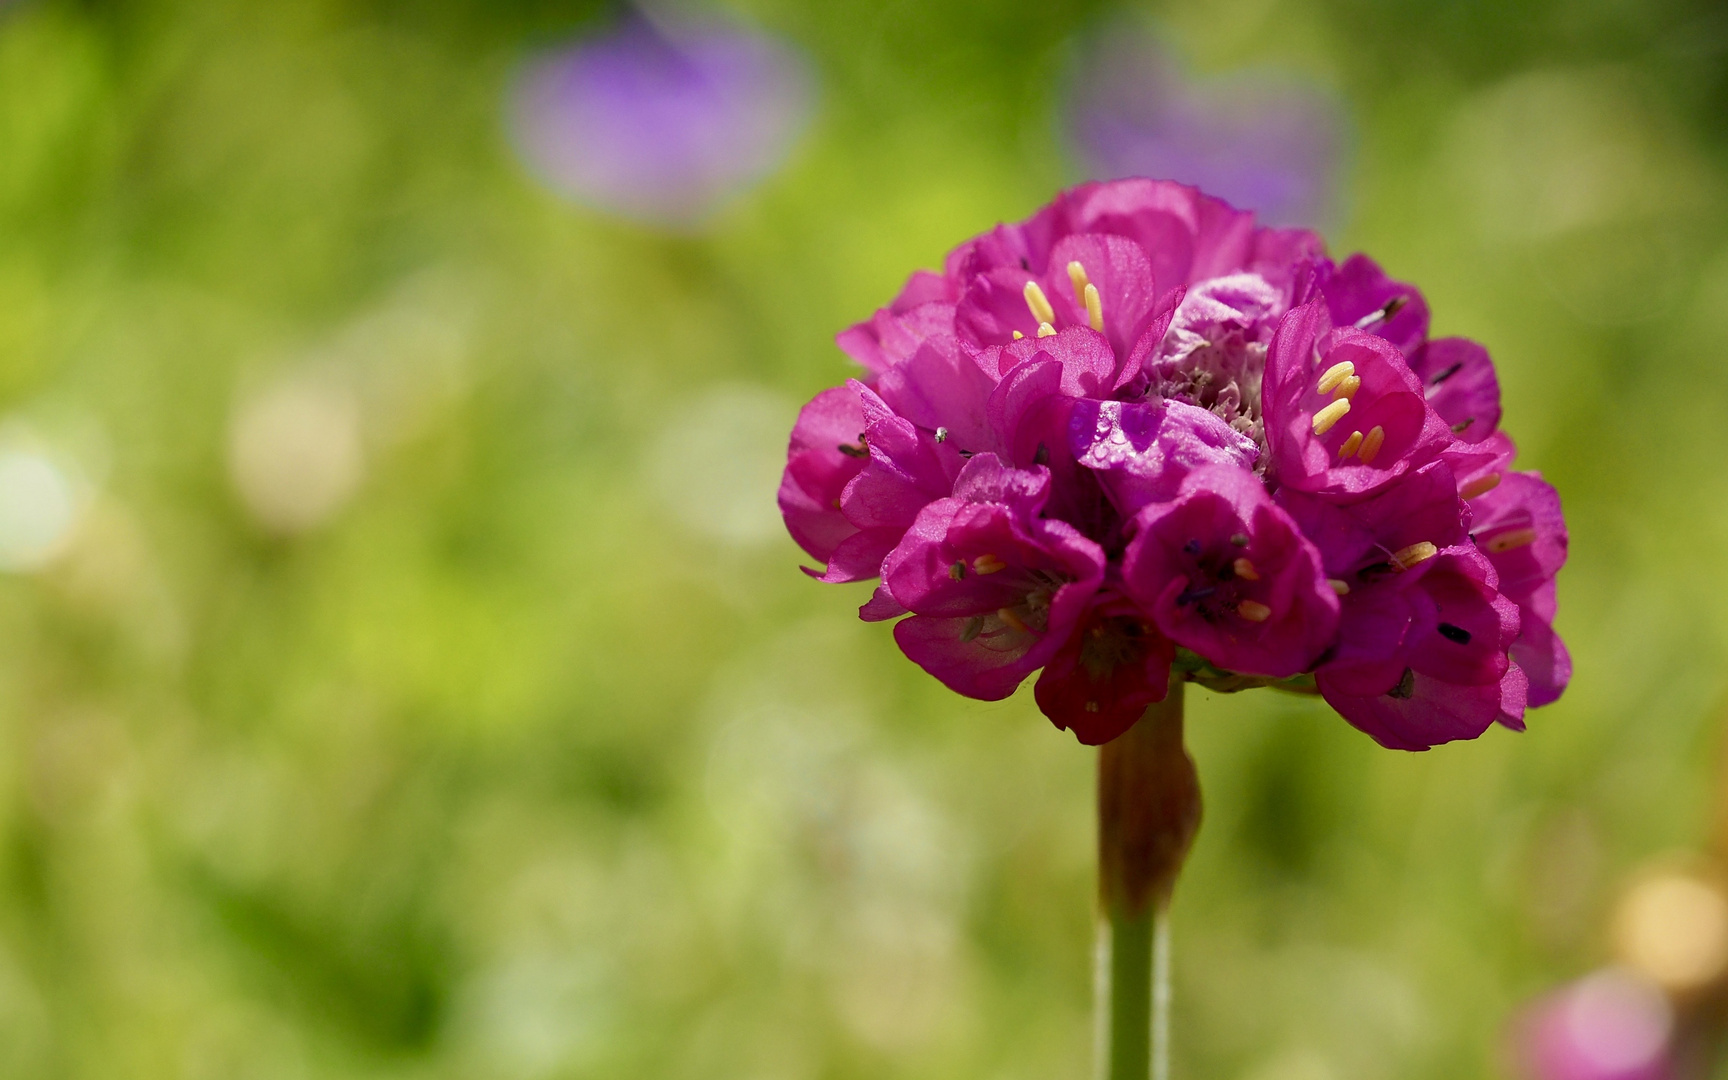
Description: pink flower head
xmin=780 ymin=177 xmax=1568 ymax=748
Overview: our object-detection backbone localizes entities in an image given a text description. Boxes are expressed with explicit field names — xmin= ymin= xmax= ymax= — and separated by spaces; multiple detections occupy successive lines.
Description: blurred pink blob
xmin=1514 ymin=969 xmax=1673 ymax=1080
xmin=507 ymin=11 xmax=814 ymax=228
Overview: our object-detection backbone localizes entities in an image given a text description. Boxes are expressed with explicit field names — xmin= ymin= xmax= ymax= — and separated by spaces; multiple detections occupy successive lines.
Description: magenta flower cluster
xmin=779 ymin=180 xmax=1568 ymax=749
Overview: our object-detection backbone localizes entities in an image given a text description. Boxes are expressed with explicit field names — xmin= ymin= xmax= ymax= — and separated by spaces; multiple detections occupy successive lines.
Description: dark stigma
xmin=1437 ymin=622 xmax=1472 ymax=645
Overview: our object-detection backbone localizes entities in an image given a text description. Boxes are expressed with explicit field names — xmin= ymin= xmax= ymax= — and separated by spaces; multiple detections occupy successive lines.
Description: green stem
xmin=1153 ymin=905 xmax=1171 ymax=1080
xmin=1096 ymin=676 xmax=1199 ymax=1080
xmin=1103 ymin=905 xmax=1154 ymax=1080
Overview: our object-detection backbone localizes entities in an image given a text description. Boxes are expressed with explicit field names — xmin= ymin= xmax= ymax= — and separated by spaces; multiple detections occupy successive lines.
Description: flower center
xmin=1174 ymin=539 xmax=1271 ymax=624
xmin=1144 ymin=275 xmax=1283 ymax=456
xmin=1078 ymin=613 xmax=1152 ymax=682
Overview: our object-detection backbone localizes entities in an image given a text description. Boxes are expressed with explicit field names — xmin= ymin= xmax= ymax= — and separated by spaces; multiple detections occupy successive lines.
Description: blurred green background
xmin=2 ymin=0 xmax=1727 ymax=1076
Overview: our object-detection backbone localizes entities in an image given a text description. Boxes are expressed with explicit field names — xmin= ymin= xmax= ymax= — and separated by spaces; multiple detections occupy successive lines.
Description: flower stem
xmin=1096 ymin=676 xmax=1200 ymax=1080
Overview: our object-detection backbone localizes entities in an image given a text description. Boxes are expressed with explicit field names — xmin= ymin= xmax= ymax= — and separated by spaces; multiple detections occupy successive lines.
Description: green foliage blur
xmin=1 ymin=0 xmax=1726 ymax=1076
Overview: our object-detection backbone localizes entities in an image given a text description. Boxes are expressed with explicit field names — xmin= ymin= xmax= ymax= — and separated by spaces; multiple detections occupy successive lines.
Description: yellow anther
xmin=1328 ymin=579 xmax=1351 ymax=595
xmin=1358 ymin=425 xmax=1386 ymax=465
xmin=1333 ymin=375 xmax=1362 ymax=401
xmin=1232 ymin=557 xmax=1260 ymax=581
xmin=1237 ymin=600 xmax=1272 ymax=623
xmin=1037 ymin=321 xmax=1057 ymax=338
xmin=1066 ymin=261 xmax=1090 ymax=306
xmin=1011 ymin=330 xmax=1025 ymax=340
xmin=1312 ymin=398 xmax=1351 ymax=436
xmin=1390 ymin=541 xmax=1438 ymax=571
xmin=972 ymin=553 xmax=1007 ymax=575
xmin=1024 ymin=280 xmax=1056 ymax=325
xmin=997 ymin=606 xmax=1030 ymax=633
xmin=1460 ymin=472 xmax=1502 ymax=499
xmin=1316 ymin=360 xmax=1356 ymax=395
xmin=1338 ymin=431 xmax=1364 ymax=460
xmin=1084 ymin=283 xmax=1104 ymax=332
xmin=1484 ymin=527 xmax=1538 ymax=554
xmin=1084 ymin=701 xmax=1100 ymax=713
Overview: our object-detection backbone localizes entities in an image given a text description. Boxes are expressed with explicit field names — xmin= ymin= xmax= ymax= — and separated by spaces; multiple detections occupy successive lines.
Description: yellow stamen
xmin=1066 ymin=261 xmax=1090 ymax=306
xmin=1024 ymin=280 xmax=1056 ymax=325
xmin=1011 ymin=330 xmax=1024 ymax=340
xmin=1084 ymin=283 xmax=1104 ymax=332
xmin=1312 ymin=398 xmax=1351 ymax=436
xmin=1036 ymin=321 xmax=1057 ymax=338
xmin=1391 ymin=541 xmax=1438 ymax=571
xmin=1237 ymin=600 xmax=1272 ymax=623
xmin=1316 ymin=360 xmax=1356 ymax=395
xmin=1484 ymin=527 xmax=1538 ymax=554
xmin=1338 ymin=431 xmax=1364 ymax=460
xmin=1333 ymin=375 xmax=1362 ymax=401
xmin=1328 ymin=579 xmax=1351 ymax=595
xmin=1358 ymin=425 xmax=1386 ymax=465
xmin=1084 ymin=701 xmax=1100 ymax=713
xmin=1232 ymin=557 xmax=1260 ymax=581
xmin=972 ymin=553 xmax=1007 ymax=575
xmin=1460 ymin=472 xmax=1502 ymax=499
xmin=997 ymin=606 xmax=1030 ymax=633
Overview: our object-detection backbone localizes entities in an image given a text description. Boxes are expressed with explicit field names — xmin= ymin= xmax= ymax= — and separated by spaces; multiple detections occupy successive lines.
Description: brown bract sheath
xmin=1098 ymin=679 xmax=1202 ymax=917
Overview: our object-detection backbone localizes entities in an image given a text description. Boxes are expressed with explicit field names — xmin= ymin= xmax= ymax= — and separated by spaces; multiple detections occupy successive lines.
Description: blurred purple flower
xmin=1064 ymin=30 xmax=1347 ymax=228
xmin=1514 ymin=969 xmax=1673 ymax=1080
xmin=508 ymin=11 xmax=814 ymax=227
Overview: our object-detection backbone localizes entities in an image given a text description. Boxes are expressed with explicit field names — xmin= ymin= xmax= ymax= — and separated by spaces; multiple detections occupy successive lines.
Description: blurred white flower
xmin=0 ymin=439 xmax=85 ymax=571
xmin=228 ymin=374 xmax=363 ymax=535
xmin=647 ymin=383 xmax=796 ymax=547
